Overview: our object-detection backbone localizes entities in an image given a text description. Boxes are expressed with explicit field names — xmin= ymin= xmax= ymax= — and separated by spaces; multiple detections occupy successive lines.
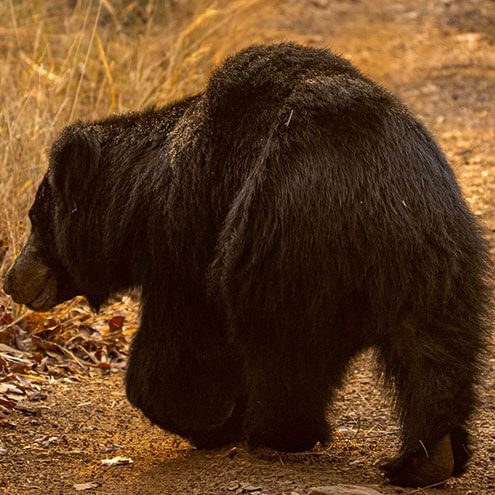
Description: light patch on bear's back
xmin=167 ymin=103 xmax=204 ymax=168
xmin=303 ymin=74 xmax=377 ymax=98
xmin=303 ymin=76 xmax=334 ymax=86
xmin=294 ymin=73 xmax=395 ymax=115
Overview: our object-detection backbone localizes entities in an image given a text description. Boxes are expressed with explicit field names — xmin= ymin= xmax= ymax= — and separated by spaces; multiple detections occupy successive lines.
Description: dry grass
xmin=0 ymin=0 xmax=285 ymax=290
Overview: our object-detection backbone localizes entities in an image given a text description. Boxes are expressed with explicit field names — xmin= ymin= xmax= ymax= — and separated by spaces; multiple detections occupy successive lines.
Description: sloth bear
xmin=3 ymin=43 xmax=492 ymax=487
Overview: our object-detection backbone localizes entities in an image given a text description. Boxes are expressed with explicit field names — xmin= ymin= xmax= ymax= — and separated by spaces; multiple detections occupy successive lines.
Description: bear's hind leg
xmin=235 ymin=313 xmax=359 ymax=452
xmin=375 ymin=313 xmax=485 ymax=487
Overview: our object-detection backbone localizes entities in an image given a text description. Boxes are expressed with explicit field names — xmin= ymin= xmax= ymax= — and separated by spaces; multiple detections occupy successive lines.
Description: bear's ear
xmin=49 ymin=124 xmax=101 ymax=205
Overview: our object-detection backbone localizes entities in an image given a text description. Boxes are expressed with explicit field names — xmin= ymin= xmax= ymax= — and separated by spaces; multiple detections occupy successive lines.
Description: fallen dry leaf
xmin=108 ymin=316 xmax=125 ymax=331
xmin=73 ymin=482 xmax=100 ymax=491
xmin=101 ymin=455 xmax=133 ymax=466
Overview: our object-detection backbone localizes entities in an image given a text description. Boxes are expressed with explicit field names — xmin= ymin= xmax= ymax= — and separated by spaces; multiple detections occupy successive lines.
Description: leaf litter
xmin=0 ymin=295 xmax=138 ymax=426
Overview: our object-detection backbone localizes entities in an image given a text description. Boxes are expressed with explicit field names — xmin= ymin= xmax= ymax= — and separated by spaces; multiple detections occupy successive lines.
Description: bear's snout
xmin=2 ymin=267 xmax=13 ymax=296
xmin=3 ymin=236 xmax=56 ymax=310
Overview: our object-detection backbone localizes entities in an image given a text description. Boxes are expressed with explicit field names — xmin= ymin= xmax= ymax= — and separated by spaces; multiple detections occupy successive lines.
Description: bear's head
xmin=3 ymin=124 xmax=103 ymax=311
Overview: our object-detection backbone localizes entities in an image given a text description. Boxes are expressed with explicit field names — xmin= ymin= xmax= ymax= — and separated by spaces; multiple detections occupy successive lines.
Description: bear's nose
xmin=3 ymin=268 xmax=13 ymax=295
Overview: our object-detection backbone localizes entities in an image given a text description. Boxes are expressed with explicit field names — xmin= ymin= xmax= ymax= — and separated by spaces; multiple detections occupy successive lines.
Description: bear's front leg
xmin=126 ymin=292 xmax=246 ymax=448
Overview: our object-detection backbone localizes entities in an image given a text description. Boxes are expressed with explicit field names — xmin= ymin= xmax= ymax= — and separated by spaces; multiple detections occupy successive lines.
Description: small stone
xmin=241 ymin=483 xmax=262 ymax=492
xmin=0 ymin=447 xmax=8 ymax=456
xmin=311 ymin=0 xmax=329 ymax=7
xmin=456 ymin=33 xmax=482 ymax=43
xmin=227 ymin=447 xmax=237 ymax=459
xmin=309 ymin=486 xmax=384 ymax=495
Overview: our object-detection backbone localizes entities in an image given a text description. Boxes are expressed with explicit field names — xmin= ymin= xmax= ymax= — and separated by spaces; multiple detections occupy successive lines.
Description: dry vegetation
xmin=0 ymin=0 xmax=284 ymax=288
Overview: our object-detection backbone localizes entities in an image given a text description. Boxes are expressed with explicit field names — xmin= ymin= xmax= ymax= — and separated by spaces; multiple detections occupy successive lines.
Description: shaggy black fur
xmin=8 ymin=43 xmax=492 ymax=485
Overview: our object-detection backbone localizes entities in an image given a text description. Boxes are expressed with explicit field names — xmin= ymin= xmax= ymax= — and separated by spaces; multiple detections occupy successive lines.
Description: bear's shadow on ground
xmin=131 ymin=444 xmax=386 ymax=494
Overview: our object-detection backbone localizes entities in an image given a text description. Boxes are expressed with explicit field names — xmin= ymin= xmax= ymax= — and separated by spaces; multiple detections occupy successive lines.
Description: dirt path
xmin=1 ymin=1 xmax=494 ymax=494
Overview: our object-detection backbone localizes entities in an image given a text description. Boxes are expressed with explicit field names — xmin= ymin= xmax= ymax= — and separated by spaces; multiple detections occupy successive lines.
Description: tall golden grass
xmin=0 ymin=0 xmax=285 ymax=292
